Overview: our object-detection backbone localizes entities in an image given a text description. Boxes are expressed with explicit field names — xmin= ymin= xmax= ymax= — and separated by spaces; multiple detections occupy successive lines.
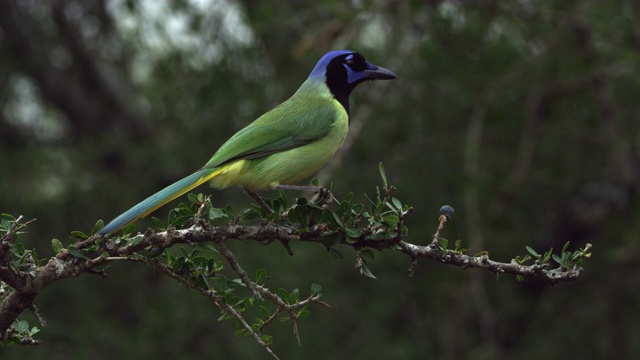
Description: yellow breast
xmin=209 ymin=98 xmax=348 ymax=190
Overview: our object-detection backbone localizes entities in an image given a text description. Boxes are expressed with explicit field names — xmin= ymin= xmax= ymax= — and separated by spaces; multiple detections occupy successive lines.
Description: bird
xmin=98 ymin=50 xmax=396 ymax=235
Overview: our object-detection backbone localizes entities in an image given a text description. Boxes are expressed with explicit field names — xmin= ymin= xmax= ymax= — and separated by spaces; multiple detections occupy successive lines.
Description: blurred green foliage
xmin=1 ymin=0 xmax=639 ymax=358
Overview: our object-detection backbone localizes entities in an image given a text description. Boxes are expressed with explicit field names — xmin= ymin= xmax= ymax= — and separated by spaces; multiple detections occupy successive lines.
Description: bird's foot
xmin=309 ymin=186 xmax=333 ymax=208
xmin=246 ymin=189 xmax=274 ymax=213
xmin=275 ymin=184 xmax=334 ymax=208
xmin=276 ymin=184 xmax=335 ymax=209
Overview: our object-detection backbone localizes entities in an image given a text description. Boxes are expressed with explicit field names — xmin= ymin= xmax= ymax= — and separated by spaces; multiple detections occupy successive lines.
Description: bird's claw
xmin=309 ymin=186 xmax=333 ymax=208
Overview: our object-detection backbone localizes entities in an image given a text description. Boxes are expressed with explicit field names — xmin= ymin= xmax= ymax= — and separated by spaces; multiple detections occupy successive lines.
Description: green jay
xmin=98 ymin=50 xmax=396 ymax=235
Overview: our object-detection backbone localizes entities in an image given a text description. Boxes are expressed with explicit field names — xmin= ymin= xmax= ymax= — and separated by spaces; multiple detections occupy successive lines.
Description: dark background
xmin=1 ymin=0 xmax=639 ymax=359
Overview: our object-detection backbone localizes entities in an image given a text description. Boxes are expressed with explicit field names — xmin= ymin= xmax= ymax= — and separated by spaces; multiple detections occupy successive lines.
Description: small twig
xmin=224 ymin=303 xmax=280 ymax=360
xmin=28 ymin=304 xmax=46 ymax=328
xmin=431 ymin=215 xmax=449 ymax=245
xmin=209 ymin=240 xmax=326 ymax=347
xmin=103 ymin=257 xmax=131 ymax=261
xmin=408 ymin=257 xmax=418 ymax=277
xmin=195 ymin=195 xmax=212 ymax=220
xmin=381 ymin=186 xmax=396 ymax=205
xmin=260 ymin=307 xmax=283 ymax=331
xmin=398 ymin=240 xmax=588 ymax=283
xmin=152 ymin=262 xmax=221 ymax=308
xmin=11 ymin=216 xmax=24 ymax=232
xmin=152 ymin=259 xmax=279 ymax=359
xmin=291 ymin=317 xmax=301 ymax=346
xmin=1 ymin=216 xmax=36 ymax=245
xmin=215 ymin=240 xmax=262 ymax=299
xmin=9 ymin=217 xmax=37 ymax=234
xmin=254 ymin=290 xmax=327 ymax=346
xmin=279 ymin=239 xmax=294 ymax=256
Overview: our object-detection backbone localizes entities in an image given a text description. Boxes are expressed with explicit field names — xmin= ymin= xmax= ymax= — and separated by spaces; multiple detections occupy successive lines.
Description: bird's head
xmin=307 ymin=50 xmax=397 ymax=113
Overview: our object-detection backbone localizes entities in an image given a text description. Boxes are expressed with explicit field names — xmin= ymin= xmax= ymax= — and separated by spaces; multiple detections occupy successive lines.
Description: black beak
xmin=363 ymin=65 xmax=397 ymax=80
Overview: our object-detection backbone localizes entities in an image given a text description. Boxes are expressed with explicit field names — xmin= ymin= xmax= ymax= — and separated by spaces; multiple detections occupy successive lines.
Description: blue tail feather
xmin=98 ymin=168 xmax=215 ymax=235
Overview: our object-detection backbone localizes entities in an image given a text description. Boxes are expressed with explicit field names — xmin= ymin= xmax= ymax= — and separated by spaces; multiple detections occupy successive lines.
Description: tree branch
xmin=0 ymin=190 xmax=591 ymax=354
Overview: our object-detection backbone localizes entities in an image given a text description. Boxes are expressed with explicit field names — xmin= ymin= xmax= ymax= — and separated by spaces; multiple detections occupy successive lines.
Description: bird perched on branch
xmin=98 ymin=50 xmax=396 ymax=235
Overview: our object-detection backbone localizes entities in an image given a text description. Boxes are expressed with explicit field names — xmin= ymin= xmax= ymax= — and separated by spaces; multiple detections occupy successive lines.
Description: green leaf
xmin=401 ymin=225 xmax=409 ymax=237
xmin=197 ymin=241 xmax=218 ymax=253
xmin=310 ymin=283 xmax=322 ymax=296
xmin=151 ymin=216 xmax=164 ymax=230
xmin=561 ymin=241 xmax=571 ymax=254
xmin=345 ymin=228 xmax=362 ymax=238
xmin=122 ymin=224 xmax=136 ymax=236
xmin=287 ymin=206 xmax=301 ymax=224
xmin=345 ymin=192 xmax=354 ymax=202
xmin=515 ymin=255 xmax=531 ymax=264
xmin=277 ymin=190 xmax=288 ymax=205
xmin=129 ymin=235 xmax=144 ymax=246
xmin=361 ymin=249 xmax=375 ymax=262
xmin=239 ymin=208 xmax=259 ymax=221
xmin=329 ymin=247 xmax=343 ymax=260
xmin=391 ymin=197 xmax=403 ymax=210
xmin=187 ymin=193 xmax=199 ymax=204
xmin=67 ymin=246 xmax=87 ymax=259
xmin=297 ymin=309 xmax=310 ymax=320
xmin=259 ymin=305 xmax=270 ymax=318
xmin=330 ymin=211 xmax=343 ymax=227
xmin=368 ymin=231 xmax=386 ymax=241
xmin=351 ymin=203 xmax=364 ymax=214
xmin=208 ymin=207 xmax=225 ymax=220
xmin=571 ymin=251 xmax=582 ymax=261
xmin=359 ymin=262 xmax=377 ymax=279
xmin=256 ymin=269 xmax=268 ymax=285
xmin=338 ymin=200 xmax=350 ymax=215
xmin=179 ymin=246 xmax=190 ymax=257
xmin=15 ymin=320 xmax=28 ymax=333
xmin=552 ymin=254 xmax=564 ymax=265
xmin=438 ymin=238 xmax=448 ymax=251
xmin=384 ymin=230 xmax=398 ymax=240
xmin=91 ymin=219 xmax=105 ymax=235
xmin=383 ymin=214 xmax=400 ymax=227
xmin=201 ymin=274 xmax=212 ymax=289
xmin=374 ymin=202 xmax=384 ymax=216
xmin=260 ymin=334 xmax=273 ymax=345
xmin=345 ymin=236 xmax=358 ymax=245
xmin=70 ymin=231 xmax=88 ymax=241
xmin=277 ymin=288 xmax=290 ymax=303
xmin=525 ymin=246 xmax=539 ymax=258
xmin=296 ymin=197 xmax=308 ymax=206
xmin=51 ymin=238 xmax=63 ymax=254
xmin=290 ymin=288 xmax=300 ymax=302
xmin=217 ymin=311 xmax=229 ymax=321
xmin=379 ymin=162 xmax=388 ymax=188
xmin=1 ymin=213 xmax=16 ymax=221
xmin=318 ymin=231 xmax=342 ymax=247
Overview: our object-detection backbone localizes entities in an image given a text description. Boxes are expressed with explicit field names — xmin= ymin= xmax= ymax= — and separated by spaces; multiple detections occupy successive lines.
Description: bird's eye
xmin=344 ymin=54 xmax=356 ymax=68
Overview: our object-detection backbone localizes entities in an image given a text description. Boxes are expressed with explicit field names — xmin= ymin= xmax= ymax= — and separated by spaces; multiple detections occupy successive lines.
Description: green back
xmin=203 ymin=80 xmax=339 ymax=169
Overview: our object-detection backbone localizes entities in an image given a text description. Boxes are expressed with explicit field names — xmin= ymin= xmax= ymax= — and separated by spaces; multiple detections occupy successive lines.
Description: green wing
xmin=204 ymin=95 xmax=340 ymax=168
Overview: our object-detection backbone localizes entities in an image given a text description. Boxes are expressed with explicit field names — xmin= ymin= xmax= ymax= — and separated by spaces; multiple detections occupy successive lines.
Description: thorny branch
xmin=0 ymin=199 xmax=590 ymax=358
